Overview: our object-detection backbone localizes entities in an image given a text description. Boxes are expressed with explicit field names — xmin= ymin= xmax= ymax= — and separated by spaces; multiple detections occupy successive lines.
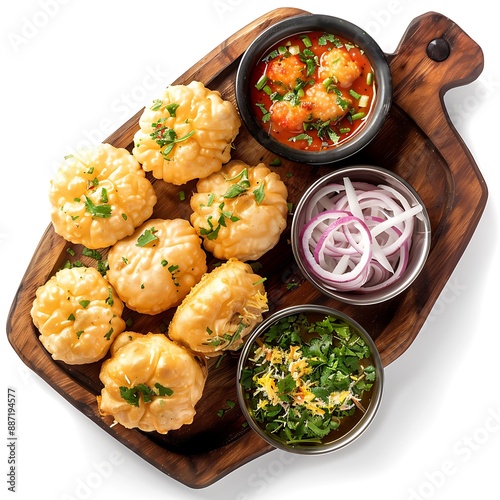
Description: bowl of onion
xmin=236 ymin=304 xmax=384 ymax=454
xmin=291 ymin=165 xmax=431 ymax=305
xmin=235 ymin=14 xmax=392 ymax=165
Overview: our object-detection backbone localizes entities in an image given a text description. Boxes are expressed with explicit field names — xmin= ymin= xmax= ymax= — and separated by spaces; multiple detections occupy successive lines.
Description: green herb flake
xmin=100 ymin=187 xmax=108 ymax=203
xmin=150 ymin=121 xmax=194 ymax=159
xmin=165 ymin=103 xmax=180 ymax=117
xmin=253 ymin=182 xmax=265 ymax=204
xmin=106 ymin=287 xmax=114 ymax=306
xmin=136 ymin=227 xmax=159 ymax=247
xmin=84 ymin=196 xmax=112 ymax=219
xmin=79 ymin=300 xmax=91 ymax=309
xmin=82 ymin=247 xmax=102 ymax=260
xmin=288 ymin=133 xmax=313 ymax=146
xmin=119 ymin=383 xmax=174 ymax=407
xmin=150 ymin=99 xmax=163 ymax=111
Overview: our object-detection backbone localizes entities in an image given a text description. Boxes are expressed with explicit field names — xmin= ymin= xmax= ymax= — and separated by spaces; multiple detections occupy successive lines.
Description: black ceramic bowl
xmin=235 ymin=14 xmax=392 ymax=165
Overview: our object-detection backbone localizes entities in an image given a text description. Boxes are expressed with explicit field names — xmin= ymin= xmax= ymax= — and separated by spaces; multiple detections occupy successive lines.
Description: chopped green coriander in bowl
xmin=236 ymin=304 xmax=383 ymax=454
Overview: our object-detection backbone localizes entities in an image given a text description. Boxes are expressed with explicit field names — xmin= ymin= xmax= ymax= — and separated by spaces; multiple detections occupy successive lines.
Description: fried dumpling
xmin=97 ymin=332 xmax=207 ymax=434
xmin=30 ymin=266 xmax=126 ymax=364
xmin=190 ymin=160 xmax=288 ymax=261
xmin=168 ymin=259 xmax=268 ymax=356
xmin=49 ymin=143 xmax=156 ymax=249
xmin=106 ymin=218 xmax=207 ymax=315
xmin=132 ymin=81 xmax=241 ymax=185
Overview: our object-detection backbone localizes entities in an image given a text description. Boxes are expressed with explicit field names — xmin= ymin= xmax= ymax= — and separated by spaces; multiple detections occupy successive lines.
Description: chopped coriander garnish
xmin=179 ymin=190 xmax=186 ymax=201
xmin=82 ymin=247 xmax=102 ymax=260
xmin=165 ymin=103 xmax=180 ymax=116
xmin=76 ymin=330 xmax=84 ymax=339
xmin=104 ymin=327 xmax=114 ymax=340
xmin=97 ymin=260 xmax=109 ymax=276
xmin=106 ymin=287 xmax=114 ymax=306
xmin=150 ymin=99 xmax=163 ymax=111
xmin=241 ymin=313 xmax=376 ymax=445
xmin=119 ymin=383 xmax=174 ymax=407
xmin=253 ymin=182 xmax=265 ymax=204
xmin=84 ymin=196 xmax=112 ymax=219
xmin=136 ymin=227 xmax=158 ymax=247
xmin=150 ymin=120 xmax=194 ymax=159
xmin=223 ymin=167 xmax=251 ymax=198
xmin=288 ymin=133 xmax=313 ymax=146
xmin=199 ymin=202 xmax=240 ymax=241
xmin=100 ymin=187 xmax=108 ymax=203
xmin=256 ymin=102 xmax=270 ymax=123
xmin=79 ymin=300 xmax=90 ymax=309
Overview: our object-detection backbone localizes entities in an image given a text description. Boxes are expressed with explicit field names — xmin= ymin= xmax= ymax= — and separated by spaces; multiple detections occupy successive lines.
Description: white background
xmin=1 ymin=1 xmax=499 ymax=499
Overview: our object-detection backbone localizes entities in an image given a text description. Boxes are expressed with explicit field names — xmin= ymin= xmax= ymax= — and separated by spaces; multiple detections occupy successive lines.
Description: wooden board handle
xmin=388 ymin=11 xmax=484 ymax=175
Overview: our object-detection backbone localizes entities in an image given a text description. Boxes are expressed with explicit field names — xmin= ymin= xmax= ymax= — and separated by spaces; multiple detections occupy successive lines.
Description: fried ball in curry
xmin=97 ymin=332 xmax=207 ymax=434
xmin=318 ymin=48 xmax=362 ymax=88
xmin=168 ymin=259 xmax=268 ymax=356
xmin=305 ymin=83 xmax=353 ymax=122
xmin=190 ymin=160 xmax=288 ymax=262
xmin=49 ymin=143 xmax=157 ymax=249
xmin=106 ymin=218 xmax=207 ymax=315
xmin=132 ymin=81 xmax=241 ymax=185
xmin=266 ymin=54 xmax=306 ymax=90
xmin=30 ymin=267 xmax=126 ymax=365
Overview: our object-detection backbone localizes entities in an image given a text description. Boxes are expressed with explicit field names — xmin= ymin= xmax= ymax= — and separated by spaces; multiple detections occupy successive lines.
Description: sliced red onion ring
xmin=299 ymin=176 xmax=424 ymax=293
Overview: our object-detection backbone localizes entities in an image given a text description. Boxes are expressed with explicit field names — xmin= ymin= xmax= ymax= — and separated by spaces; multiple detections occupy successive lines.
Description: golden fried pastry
xmin=106 ymin=218 xmax=207 ymax=315
xmin=190 ymin=160 xmax=288 ymax=261
xmin=97 ymin=332 xmax=207 ymax=434
xmin=132 ymin=81 xmax=241 ymax=185
xmin=30 ymin=267 xmax=126 ymax=365
xmin=168 ymin=259 xmax=268 ymax=356
xmin=49 ymin=143 xmax=157 ymax=249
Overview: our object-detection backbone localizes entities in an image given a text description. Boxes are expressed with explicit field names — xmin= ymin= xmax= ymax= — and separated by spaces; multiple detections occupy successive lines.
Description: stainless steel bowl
xmin=236 ymin=304 xmax=384 ymax=454
xmin=291 ymin=165 xmax=431 ymax=305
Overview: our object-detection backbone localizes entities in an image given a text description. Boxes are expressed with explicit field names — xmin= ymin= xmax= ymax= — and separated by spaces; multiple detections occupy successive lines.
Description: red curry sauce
xmin=250 ymin=31 xmax=376 ymax=152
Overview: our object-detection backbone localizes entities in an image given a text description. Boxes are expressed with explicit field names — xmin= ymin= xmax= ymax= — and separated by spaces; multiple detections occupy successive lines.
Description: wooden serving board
xmin=6 ymin=9 xmax=487 ymax=488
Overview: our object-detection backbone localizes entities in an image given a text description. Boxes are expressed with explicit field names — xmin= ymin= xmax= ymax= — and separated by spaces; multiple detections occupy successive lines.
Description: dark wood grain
xmin=6 ymin=9 xmax=487 ymax=488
